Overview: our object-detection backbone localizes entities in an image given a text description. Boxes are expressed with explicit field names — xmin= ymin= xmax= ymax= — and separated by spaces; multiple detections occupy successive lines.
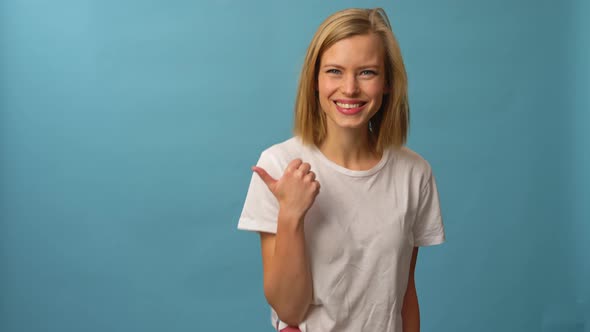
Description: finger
xmin=305 ymin=171 xmax=316 ymax=182
xmin=313 ymin=180 xmax=321 ymax=194
xmin=252 ymin=166 xmax=277 ymax=188
xmin=286 ymin=159 xmax=303 ymax=172
xmin=298 ymin=162 xmax=311 ymax=174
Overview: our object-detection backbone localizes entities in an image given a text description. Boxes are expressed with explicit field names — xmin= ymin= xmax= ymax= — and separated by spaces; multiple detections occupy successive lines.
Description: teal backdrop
xmin=1 ymin=0 xmax=588 ymax=331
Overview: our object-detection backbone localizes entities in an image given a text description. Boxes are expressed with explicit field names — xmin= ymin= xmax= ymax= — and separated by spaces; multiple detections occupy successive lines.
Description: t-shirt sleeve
xmin=237 ymin=150 xmax=283 ymax=234
xmin=413 ymin=170 xmax=446 ymax=246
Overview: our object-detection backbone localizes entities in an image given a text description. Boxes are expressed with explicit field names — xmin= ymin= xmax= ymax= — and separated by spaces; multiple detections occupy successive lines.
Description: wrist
xmin=277 ymin=208 xmax=305 ymax=228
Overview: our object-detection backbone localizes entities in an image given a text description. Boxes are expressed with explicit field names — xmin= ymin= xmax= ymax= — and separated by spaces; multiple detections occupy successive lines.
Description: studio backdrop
xmin=1 ymin=0 xmax=588 ymax=331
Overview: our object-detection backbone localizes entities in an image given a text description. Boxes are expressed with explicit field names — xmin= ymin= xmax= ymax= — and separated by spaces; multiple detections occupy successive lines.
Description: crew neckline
xmin=308 ymin=143 xmax=391 ymax=177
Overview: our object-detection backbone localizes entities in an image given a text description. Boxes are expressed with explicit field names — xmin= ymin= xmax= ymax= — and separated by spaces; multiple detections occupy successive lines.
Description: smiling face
xmin=317 ymin=33 xmax=388 ymax=136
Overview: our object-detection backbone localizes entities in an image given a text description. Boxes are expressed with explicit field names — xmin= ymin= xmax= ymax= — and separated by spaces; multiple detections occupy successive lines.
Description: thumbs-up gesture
xmin=252 ymin=159 xmax=320 ymax=221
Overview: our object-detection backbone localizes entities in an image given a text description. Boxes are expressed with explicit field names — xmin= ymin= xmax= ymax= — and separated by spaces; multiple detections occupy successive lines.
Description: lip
xmin=333 ymin=100 xmax=367 ymax=115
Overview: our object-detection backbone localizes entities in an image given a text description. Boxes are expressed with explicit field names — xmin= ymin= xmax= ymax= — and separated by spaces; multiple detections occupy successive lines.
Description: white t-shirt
xmin=238 ymin=137 xmax=445 ymax=332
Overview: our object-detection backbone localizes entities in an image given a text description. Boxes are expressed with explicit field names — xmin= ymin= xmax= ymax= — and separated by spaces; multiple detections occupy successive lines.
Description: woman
xmin=238 ymin=7 xmax=445 ymax=332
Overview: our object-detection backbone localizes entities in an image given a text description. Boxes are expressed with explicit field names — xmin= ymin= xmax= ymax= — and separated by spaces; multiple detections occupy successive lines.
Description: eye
xmin=326 ymin=68 xmax=341 ymax=74
xmin=360 ymin=70 xmax=377 ymax=76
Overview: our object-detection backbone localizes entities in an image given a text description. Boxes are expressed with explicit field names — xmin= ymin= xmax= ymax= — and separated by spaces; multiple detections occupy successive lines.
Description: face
xmin=317 ymin=33 xmax=388 ymax=135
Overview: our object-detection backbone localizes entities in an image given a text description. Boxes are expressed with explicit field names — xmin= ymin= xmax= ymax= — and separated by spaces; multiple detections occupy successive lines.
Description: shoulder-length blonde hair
xmin=293 ymin=8 xmax=409 ymax=152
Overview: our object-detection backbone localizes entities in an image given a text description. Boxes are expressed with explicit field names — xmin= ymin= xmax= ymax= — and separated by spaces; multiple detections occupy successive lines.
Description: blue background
xmin=1 ymin=0 xmax=588 ymax=331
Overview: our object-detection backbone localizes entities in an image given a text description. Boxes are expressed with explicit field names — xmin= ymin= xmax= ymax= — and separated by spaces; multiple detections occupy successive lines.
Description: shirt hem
xmin=237 ymin=218 xmax=277 ymax=234
xmin=414 ymin=234 xmax=446 ymax=247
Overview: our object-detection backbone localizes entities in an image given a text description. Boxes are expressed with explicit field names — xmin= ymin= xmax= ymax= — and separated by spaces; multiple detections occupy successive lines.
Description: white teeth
xmin=336 ymin=102 xmax=362 ymax=109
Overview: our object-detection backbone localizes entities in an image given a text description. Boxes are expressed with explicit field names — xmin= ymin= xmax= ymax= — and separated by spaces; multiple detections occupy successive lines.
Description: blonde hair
xmin=293 ymin=8 xmax=409 ymax=152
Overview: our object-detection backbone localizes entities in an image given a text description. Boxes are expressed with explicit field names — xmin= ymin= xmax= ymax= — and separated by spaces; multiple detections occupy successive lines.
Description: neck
xmin=318 ymin=127 xmax=381 ymax=170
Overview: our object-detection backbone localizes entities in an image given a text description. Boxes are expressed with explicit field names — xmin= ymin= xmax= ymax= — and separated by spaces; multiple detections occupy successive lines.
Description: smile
xmin=335 ymin=102 xmax=363 ymax=108
xmin=334 ymin=100 xmax=367 ymax=115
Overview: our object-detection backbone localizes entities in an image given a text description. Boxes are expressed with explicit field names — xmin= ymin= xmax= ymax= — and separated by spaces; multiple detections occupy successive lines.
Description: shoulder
xmin=260 ymin=137 xmax=303 ymax=161
xmin=256 ymin=137 xmax=304 ymax=175
xmin=392 ymin=146 xmax=432 ymax=170
xmin=389 ymin=146 xmax=434 ymax=183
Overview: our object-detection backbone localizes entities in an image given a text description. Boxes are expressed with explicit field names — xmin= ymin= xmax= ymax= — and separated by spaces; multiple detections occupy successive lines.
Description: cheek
xmin=318 ymin=95 xmax=333 ymax=113
xmin=318 ymin=76 xmax=337 ymax=96
xmin=365 ymin=81 xmax=386 ymax=99
xmin=364 ymin=84 xmax=385 ymax=113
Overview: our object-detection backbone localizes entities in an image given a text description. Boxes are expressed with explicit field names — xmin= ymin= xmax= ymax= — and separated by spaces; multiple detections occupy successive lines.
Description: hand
xmin=252 ymin=159 xmax=320 ymax=221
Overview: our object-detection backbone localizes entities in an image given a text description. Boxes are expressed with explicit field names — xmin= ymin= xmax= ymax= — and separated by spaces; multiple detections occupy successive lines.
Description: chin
xmin=329 ymin=118 xmax=370 ymax=131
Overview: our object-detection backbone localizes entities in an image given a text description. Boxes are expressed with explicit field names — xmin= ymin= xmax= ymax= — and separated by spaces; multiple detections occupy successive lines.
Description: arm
xmin=402 ymin=247 xmax=420 ymax=332
xmin=253 ymin=159 xmax=319 ymax=326
xmin=259 ymin=218 xmax=312 ymax=325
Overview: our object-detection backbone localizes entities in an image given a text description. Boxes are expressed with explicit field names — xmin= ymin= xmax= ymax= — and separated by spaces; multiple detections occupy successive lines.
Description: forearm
xmin=263 ymin=211 xmax=313 ymax=326
xmin=401 ymin=278 xmax=420 ymax=332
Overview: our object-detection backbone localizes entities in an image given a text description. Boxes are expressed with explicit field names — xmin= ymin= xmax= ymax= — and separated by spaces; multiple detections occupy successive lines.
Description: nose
xmin=341 ymin=74 xmax=359 ymax=96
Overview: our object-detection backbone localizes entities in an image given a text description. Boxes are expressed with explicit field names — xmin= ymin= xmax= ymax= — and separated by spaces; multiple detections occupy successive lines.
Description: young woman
xmin=238 ymin=8 xmax=445 ymax=332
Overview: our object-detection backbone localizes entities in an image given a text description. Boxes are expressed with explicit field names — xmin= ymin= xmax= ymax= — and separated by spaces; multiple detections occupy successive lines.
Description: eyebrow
xmin=321 ymin=64 xmax=381 ymax=70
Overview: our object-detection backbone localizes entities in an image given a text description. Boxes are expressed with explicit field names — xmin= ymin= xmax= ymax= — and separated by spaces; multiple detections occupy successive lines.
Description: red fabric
xmin=280 ymin=327 xmax=301 ymax=332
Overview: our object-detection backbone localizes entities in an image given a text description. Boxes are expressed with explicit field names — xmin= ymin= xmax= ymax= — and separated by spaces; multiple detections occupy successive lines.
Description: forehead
xmin=320 ymin=34 xmax=385 ymax=67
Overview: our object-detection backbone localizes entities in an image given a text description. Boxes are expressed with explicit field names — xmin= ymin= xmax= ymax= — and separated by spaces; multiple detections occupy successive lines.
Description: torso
xmin=264 ymin=137 xmax=431 ymax=332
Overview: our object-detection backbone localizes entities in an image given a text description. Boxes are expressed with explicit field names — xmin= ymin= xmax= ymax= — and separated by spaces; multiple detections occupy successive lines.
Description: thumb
xmin=252 ymin=166 xmax=277 ymax=189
